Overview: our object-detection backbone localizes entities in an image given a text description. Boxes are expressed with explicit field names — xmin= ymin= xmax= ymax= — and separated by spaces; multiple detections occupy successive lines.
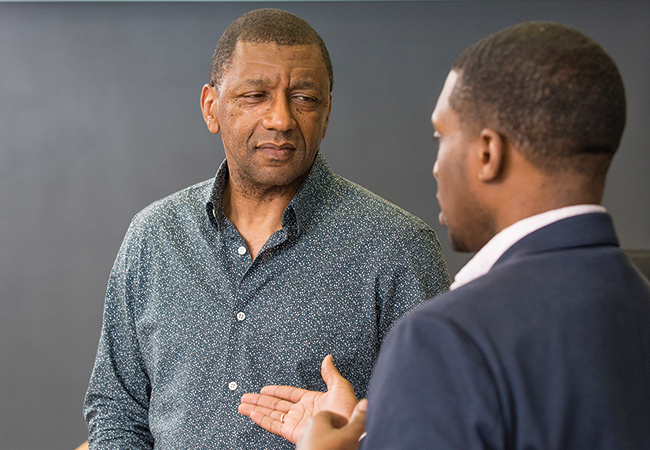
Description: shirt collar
xmin=206 ymin=158 xmax=231 ymax=232
xmin=205 ymin=150 xmax=333 ymax=236
xmin=450 ymin=204 xmax=608 ymax=291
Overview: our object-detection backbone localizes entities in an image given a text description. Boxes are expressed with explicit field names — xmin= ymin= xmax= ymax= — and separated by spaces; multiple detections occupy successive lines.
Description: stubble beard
xmin=448 ymin=201 xmax=495 ymax=254
xmin=228 ymin=133 xmax=314 ymax=201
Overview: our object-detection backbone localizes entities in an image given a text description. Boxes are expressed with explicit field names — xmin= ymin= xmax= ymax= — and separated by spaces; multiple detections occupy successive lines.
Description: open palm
xmin=238 ymin=355 xmax=359 ymax=444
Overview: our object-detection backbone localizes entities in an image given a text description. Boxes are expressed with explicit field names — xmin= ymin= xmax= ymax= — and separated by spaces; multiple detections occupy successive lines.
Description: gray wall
xmin=1 ymin=2 xmax=648 ymax=448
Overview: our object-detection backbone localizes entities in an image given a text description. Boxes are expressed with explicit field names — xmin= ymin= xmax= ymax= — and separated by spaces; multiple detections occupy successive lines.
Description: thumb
xmin=344 ymin=399 xmax=368 ymax=438
xmin=321 ymin=354 xmax=346 ymax=389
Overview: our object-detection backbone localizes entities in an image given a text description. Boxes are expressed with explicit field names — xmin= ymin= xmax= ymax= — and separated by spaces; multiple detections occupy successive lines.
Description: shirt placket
xmin=222 ymin=228 xmax=291 ymax=398
xmin=222 ymin=234 xmax=254 ymax=396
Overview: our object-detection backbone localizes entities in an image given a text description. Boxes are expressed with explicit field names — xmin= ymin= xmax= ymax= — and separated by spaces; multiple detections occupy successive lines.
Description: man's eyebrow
xmin=239 ymin=77 xmax=273 ymax=89
xmin=291 ymin=79 xmax=321 ymax=90
xmin=237 ymin=77 xmax=324 ymax=92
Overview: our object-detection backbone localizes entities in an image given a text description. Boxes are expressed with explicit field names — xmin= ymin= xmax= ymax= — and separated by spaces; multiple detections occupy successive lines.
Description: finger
xmin=321 ymin=355 xmax=350 ymax=390
xmin=240 ymin=403 xmax=289 ymax=429
xmin=297 ymin=411 xmax=363 ymax=450
xmin=260 ymin=385 xmax=312 ymax=403
xmin=238 ymin=402 xmax=279 ymax=418
xmin=251 ymin=406 xmax=287 ymax=423
xmin=240 ymin=393 xmax=295 ymax=411
xmin=301 ymin=410 xmax=346 ymax=439
xmin=238 ymin=402 xmax=292 ymax=424
xmin=249 ymin=408 xmax=286 ymax=436
xmin=251 ymin=408 xmax=302 ymax=444
xmin=296 ymin=412 xmax=337 ymax=450
xmin=318 ymin=410 xmax=349 ymax=429
xmin=345 ymin=399 xmax=367 ymax=437
xmin=238 ymin=401 xmax=256 ymax=417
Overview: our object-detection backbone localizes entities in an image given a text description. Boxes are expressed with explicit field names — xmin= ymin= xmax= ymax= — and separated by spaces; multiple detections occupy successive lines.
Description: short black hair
xmin=450 ymin=21 xmax=626 ymax=173
xmin=209 ymin=8 xmax=333 ymax=92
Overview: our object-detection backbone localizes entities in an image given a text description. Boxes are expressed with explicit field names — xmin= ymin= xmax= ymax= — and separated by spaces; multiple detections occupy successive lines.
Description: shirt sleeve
xmin=376 ymin=226 xmax=450 ymax=343
xmin=361 ymin=307 xmax=506 ymax=450
xmin=83 ymin=220 xmax=154 ymax=450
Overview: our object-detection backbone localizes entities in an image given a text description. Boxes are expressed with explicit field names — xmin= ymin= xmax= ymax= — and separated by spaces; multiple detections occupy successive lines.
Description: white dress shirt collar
xmin=450 ymin=204 xmax=607 ymax=291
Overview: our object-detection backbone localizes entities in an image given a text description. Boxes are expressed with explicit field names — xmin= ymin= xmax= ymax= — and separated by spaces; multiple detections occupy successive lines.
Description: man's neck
xmin=487 ymin=153 xmax=606 ymax=237
xmin=222 ymin=179 xmax=301 ymax=260
xmin=451 ymin=204 xmax=607 ymax=291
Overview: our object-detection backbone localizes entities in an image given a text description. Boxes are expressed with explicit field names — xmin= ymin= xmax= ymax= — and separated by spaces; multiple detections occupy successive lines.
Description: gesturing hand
xmin=238 ymin=354 xmax=359 ymax=443
xmin=296 ymin=399 xmax=367 ymax=450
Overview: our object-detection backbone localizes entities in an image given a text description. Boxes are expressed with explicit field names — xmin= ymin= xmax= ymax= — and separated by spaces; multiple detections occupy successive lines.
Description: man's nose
xmin=433 ymin=159 xmax=440 ymax=180
xmin=262 ymin=96 xmax=297 ymax=132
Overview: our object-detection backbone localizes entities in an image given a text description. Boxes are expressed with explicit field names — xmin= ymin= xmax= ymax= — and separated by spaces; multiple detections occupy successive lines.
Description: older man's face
xmin=204 ymin=41 xmax=332 ymax=193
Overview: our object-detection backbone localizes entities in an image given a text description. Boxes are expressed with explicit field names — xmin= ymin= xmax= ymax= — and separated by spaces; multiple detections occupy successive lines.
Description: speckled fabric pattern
xmin=84 ymin=151 xmax=450 ymax=449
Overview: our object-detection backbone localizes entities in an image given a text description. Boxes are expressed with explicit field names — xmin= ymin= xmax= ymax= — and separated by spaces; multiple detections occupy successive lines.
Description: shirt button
xmin=228 ymin=381 xmax=238 ymax=391
xmin=236 ymin=312 xmax=246 ymax=321
xmin=237 ymin=246 xmax=247 ymax=255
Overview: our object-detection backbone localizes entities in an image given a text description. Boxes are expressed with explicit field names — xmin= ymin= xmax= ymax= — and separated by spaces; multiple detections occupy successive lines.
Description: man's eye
xmin=240 ymin=92 xmax=268 ymax=101
xmin=294 ymin=95 xmax=317 ymax=103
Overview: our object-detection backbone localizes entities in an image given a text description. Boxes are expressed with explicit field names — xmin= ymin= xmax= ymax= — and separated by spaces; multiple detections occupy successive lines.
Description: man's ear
xmin=477 ymin=128 xmax=505 ymax=182
xmin=200 ymin=84 xmax=220 ymax=135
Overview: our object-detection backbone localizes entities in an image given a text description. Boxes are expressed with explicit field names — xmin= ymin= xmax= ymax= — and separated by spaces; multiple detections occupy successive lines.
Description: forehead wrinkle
xmin=227 ymin=42 xmax=329 ymax=93
xmin=240 ymin=76 xmax=275 ymax=89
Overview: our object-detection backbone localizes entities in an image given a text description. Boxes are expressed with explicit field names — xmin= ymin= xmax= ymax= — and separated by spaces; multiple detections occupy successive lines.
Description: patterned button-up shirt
xmin=84 ymin=151 xmax=450 ymax=449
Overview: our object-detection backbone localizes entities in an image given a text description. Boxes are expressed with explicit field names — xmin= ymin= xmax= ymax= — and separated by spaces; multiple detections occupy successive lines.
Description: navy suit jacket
xmin=362 ymin=213 xmax=650 ymax=449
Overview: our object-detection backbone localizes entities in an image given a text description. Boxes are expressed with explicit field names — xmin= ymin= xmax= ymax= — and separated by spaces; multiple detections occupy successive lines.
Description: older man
xmin=240 ymin=21 xmax=650 ymax=450
xmin=83 ymin=8 xmax=449 ymax=450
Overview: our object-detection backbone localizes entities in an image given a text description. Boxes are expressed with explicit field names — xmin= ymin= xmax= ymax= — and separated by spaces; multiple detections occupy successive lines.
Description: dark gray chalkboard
xmin=1 ymin=2 xmax=648 ymax=448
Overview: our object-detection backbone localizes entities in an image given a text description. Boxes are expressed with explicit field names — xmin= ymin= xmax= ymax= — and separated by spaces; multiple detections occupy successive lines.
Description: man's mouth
xmin=256 ymin=143 xmax=296 ymax=160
